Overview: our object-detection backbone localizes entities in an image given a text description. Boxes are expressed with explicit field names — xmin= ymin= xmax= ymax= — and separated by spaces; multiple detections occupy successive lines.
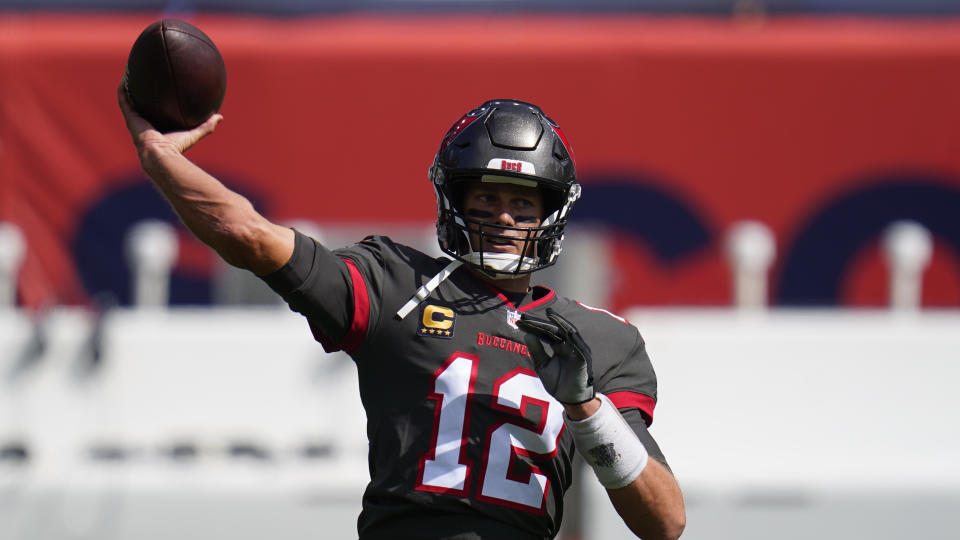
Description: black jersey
xmin=263 ymin=231 xmax=662 ymax=540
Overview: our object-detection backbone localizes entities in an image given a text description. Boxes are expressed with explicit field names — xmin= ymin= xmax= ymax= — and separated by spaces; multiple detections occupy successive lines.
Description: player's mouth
xmin=483 ymin=234 xmax=523 ymax=253
xmin=484 ymin=241 xmax=517 ymax=253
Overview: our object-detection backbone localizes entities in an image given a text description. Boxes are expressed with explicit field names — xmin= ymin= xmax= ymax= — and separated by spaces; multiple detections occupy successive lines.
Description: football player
xmin=118 ymin=87 xmax=685 ymax=539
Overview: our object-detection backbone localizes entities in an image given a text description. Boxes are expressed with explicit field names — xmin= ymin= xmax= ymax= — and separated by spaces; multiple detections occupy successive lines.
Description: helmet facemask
xmin=430 ymin=99 xmax=580 ymax=277
xmin=435 ymin=176 xmax=579 ymax=278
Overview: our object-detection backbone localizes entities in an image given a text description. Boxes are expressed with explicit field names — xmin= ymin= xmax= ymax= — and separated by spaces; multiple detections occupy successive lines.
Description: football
xmin=123 ymin=19 xmax=227 ymax=132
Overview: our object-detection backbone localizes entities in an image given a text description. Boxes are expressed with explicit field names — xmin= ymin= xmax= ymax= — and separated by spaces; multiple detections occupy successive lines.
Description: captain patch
xmin=419 ymin=304 xmax=456 ymax=338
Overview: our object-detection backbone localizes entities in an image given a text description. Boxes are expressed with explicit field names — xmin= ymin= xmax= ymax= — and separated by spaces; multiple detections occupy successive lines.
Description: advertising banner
xmin=3 ymin=14 xmax=959 ymax=310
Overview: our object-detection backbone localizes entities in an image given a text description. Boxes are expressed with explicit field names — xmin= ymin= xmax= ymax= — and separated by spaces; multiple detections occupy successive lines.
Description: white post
xmin=0 ymin=222 xmax=26 ymax=308
xmin=881 ymin=220 xmax=932 ymax=312
xmin=725 ymin=220 xmax=776 ymax=310
xmin=126 ymin=220 xmax=178 ymax=308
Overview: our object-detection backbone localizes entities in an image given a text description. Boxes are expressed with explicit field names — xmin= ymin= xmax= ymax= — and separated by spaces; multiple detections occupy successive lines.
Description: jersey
xmin=262 ymin=231 xmax=663 ymax=540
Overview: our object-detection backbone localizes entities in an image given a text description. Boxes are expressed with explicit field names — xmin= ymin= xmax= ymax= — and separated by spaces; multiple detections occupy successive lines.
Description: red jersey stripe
xmin=306 ymin=258 xmax=370 ymax=354
xmin=484 ymin=283 xmax=556 ymax=311
xmin=341 ymin=259 xmax=370 ymax=354
xmin=606 ymin=391 xmax=656 ymax=426
xmin=519 ymin=288 xmax=555 ymax=312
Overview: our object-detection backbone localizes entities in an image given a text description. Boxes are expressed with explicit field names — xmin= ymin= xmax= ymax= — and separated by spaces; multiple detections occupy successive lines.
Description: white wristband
xmin=564 ymin=393 xmax=649 ymax=489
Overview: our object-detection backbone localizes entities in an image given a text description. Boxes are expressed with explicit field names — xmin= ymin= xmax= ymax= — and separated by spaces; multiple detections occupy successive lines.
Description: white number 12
xmin=416 ymin=353 xmax=565 ymax=513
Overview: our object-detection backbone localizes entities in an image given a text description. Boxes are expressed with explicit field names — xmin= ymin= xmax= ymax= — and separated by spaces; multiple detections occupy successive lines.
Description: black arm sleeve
xmin=621 ymin=408 xmax=671 ymax=473
xmin=260 ymin=228 xmax=355 ymax=343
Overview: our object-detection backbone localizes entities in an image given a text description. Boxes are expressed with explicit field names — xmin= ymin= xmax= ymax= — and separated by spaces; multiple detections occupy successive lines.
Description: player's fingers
xmin=199 ymin=113 xmax=224 ymax=134
xmin=117 ymin=82 xmax=141 ymax=121
xmin=186 ymin=114 xmax=223 ymax=142
xmin=117 ymin=82 xmax=157 ymax=140
xmin=522 ymin=332 xmax=551 ymax=368
xmin=116 ymin=83 xmax=130 ymax=111
xmin=169 ymin=114 xmax=222 ymax=153
xmin=546 ymin=309 xmax=578 ymax=336
xmin=569 ymin=332 xmax=592 ymax=357
xmin=517 ymin=316 xmax=563 ymax=342
xmin=568 ymin=332 xmax=594 ymax=380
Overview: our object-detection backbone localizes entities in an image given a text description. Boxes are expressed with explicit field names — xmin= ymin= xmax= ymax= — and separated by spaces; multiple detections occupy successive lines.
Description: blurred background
xmin=1 ymin=1 xmax=960 ymax=539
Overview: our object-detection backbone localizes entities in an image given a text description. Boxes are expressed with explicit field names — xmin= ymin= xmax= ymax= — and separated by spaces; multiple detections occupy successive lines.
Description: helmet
xmin=429 ymin=99 xmax=581 ymax=277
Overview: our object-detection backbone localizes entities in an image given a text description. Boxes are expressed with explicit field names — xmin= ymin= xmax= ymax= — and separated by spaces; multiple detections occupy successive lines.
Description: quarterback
xmin=118 ymin=86 xmax=685 ymax=539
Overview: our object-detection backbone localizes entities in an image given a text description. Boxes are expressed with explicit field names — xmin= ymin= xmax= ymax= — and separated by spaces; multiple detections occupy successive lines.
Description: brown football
xmin=123 ymin=19 xmax=227 ymax=132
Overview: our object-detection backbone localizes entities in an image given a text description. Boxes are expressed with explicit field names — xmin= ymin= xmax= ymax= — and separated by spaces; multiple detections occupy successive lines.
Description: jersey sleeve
xmin=259 ymin=228 xmax=371 ymax=353
xmin=600 ymin=329 xmax=659 ymax=426
xmin=588 ymin=317 xmax=668 ymax=463
xmin=622 ymin=408 xmax=670 ymax=471
xmin=571 ymin=305 xmax=659 ymax=426
xmin=329 ymin=235 xmax=394 ymax=344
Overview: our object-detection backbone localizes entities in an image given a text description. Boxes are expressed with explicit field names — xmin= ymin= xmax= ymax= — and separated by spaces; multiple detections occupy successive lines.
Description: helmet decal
xmin=486 ymin=158 xmax=535 ymax=174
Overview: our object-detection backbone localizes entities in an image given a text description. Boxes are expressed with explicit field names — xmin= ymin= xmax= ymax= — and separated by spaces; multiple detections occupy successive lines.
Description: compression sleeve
xmin=260 ymin=228 xmax=355 ymax=348
xmin=621 ymin=408 xmax=671 ymax=472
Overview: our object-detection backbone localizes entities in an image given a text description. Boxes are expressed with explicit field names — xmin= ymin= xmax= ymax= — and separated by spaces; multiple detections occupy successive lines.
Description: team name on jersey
xmin=476 ymin=332 xmax=531 ymax=357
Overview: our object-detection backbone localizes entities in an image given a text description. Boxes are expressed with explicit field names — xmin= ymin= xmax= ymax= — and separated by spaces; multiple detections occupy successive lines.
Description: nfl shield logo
xmin=506 ymin=309 xmax=521 ymax=329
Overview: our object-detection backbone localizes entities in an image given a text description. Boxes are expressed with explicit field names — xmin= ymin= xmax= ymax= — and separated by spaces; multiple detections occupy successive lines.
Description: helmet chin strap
xmin=394 ymin=250 xmax=536 ymax=321
xmin=395 ymin=259 xmax=463 ymax=320
xmin=461 ymin=251 xmax=538 ymax=277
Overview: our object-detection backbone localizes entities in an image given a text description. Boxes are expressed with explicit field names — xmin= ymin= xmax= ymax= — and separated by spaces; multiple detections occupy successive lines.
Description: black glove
xmin=517 ymin=308 xmax=595 ymax=405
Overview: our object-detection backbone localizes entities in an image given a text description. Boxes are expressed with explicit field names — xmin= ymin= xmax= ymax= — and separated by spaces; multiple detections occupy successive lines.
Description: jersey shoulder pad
xmin=555 ymin=299 xmax=654 ymax=401
xmin=572 ymin=301 xmax=631 ymax=326
xmin=546 ymin=298 xmax=642 ymax=351
xmin=335 ymin=235 xmax=444 ymax=278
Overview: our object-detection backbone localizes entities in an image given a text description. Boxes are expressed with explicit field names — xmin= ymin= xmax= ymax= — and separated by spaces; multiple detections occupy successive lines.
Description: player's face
xmin=461 ymin=181 xmax=544 ymax=257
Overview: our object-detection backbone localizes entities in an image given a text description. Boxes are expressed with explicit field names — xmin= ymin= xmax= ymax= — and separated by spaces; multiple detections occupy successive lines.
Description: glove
xmin=517 ymin=308 xmax=595 ymax=405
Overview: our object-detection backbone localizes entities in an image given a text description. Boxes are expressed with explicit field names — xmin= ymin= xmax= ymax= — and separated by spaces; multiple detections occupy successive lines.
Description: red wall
xmin=3 ymin=14 xmax=960 ymax=310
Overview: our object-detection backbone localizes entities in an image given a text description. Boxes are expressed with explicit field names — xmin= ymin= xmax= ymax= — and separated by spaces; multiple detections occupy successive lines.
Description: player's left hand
xmin=517 ymin=308 xmax=595 ymax=405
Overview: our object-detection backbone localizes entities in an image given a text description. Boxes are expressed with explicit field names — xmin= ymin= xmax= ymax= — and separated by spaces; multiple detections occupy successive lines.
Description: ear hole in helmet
xmin=541 ymin=187 xmax=566 ymax=219
xmin=448 ymin=176 xmax=479 ymax=213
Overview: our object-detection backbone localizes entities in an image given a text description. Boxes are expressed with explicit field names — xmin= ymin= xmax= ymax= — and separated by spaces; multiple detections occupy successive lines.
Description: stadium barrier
xmin=2 ymin=305 xmax=958 ymax=539
xmin=1 ymin=218 xmax=957 ymax=539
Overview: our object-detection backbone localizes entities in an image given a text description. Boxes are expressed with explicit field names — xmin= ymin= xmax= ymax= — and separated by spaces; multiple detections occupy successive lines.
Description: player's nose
xmin=494 ymin=208 xmax=517 ymax=228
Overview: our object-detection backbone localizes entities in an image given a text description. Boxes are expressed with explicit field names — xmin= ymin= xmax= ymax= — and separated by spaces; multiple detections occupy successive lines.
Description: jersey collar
xmin=484 ymin=283 xmax=556 ymax=311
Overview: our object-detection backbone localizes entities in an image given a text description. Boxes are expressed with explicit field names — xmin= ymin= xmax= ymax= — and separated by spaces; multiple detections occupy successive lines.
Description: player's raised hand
xmin=517 ymin=309 xmax=595 ymax=405
xmin=117 ymin=83 xmax=222 ymax=156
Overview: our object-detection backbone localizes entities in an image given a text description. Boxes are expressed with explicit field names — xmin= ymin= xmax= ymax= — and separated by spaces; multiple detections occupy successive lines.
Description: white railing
xmin=0 ymin=218 xmax=941 ymax=312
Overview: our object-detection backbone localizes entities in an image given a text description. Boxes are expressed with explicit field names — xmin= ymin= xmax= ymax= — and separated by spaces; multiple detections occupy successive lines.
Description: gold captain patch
xmin=418 ymin=304 xmax=456 ymax=339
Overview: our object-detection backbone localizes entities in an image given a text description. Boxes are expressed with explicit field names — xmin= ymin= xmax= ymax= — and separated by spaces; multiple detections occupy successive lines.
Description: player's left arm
xmin=518 ymin=309 xmax=685 ymax=540
xmin=565 ymin=399 xmax=686 ymax=540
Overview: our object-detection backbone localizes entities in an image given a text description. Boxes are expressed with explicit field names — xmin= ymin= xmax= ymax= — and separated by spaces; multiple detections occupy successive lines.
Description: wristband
xmin=564 ymin=393 xmax=649 ymax=489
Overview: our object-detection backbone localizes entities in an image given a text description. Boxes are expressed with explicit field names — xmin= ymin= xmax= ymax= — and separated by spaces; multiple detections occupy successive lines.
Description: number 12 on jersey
xmin=416 ymin=352 xmax=566 ymax=513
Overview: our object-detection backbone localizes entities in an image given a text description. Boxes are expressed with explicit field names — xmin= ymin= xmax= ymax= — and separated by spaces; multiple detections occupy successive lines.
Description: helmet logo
xmin=488 ymin=158 xmax=535 ymax=175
